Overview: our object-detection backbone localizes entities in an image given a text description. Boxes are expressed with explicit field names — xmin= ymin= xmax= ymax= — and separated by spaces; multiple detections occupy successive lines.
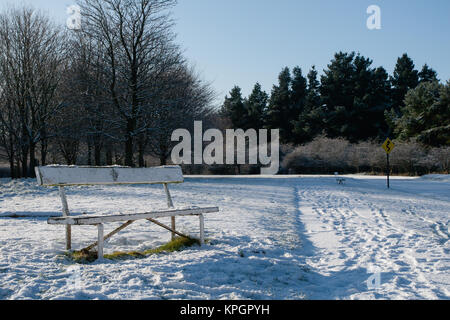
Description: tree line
xmin=221 ymin=52 xmax=449 ymax=147
xmin=1 ymin=1 xmax=448 ymax=179
xmin=0 ymin=0 xmax=214 ymax=178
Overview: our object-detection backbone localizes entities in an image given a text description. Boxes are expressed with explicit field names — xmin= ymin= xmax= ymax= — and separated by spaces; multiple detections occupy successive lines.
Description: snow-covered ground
xmin=0 ymin=175 xmax=449 ymax=300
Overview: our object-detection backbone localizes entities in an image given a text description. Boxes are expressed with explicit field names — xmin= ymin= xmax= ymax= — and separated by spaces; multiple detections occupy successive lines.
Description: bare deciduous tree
xmin=0 ymin=7 xmax=64 ymax=176
xmin=0 ymin=2 xmax=214 ymax=175
xmin=77 ymin=0 xmax=183 ymax=166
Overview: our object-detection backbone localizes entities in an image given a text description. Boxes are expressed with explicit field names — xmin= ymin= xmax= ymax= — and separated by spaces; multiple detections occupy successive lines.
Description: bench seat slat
xmin=48 ymin=207 xmax=219 ymax=225
xmin=35 ymin=165 xmax=183 ymax=186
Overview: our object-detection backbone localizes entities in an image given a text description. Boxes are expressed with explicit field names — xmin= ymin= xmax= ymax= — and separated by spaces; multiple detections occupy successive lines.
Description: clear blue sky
xmin=3 ymin=0 xmax=450 ymax=106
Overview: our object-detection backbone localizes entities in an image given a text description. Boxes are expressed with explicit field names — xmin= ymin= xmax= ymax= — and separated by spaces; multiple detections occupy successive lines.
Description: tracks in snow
xmin=295 ymin=184 xmax=449 ymax=299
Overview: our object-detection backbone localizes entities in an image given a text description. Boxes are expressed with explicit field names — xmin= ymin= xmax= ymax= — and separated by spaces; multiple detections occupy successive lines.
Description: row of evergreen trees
xmin=221 ymin=52 xmax=447 ymax=146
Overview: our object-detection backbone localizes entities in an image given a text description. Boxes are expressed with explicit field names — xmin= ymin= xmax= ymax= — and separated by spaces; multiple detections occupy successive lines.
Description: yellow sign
xmin=382 ymin=138 xmax=395 ymax=154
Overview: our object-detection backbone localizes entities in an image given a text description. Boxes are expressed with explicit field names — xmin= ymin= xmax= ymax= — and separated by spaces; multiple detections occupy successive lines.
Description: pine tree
xmin=321 ymin=52 xmax=355 ymax=110
xmin=305 ymin=66 xmax=321 ymax=111
xmin=352 ymin=57 xmax=391 ymax=140
xmin=290 ymin=67 xmax=307 ymax=119
xmin=292 ymin=66 xmax=324 ymax=143
xmin=221 ymin=86 xmax=246 ymax=128
xmin=390 ymin=53 xmax=419 ymax=114
xmin=320 ymin=52 xmax=391 ymax=141
xmin=395 ymin=81 xmax=450 ymax=146
xmin=320 ymin=52 xmax=357 ymax=139
xmin=245 ymin=82 xmax=268 ymax=129
xmin=288 ymin=67 xmax=308 ymax=143
xmin=368 ymin=67 xmax=392 ymax=137
xmin=266 ymin=67 xmax=292 ymax=142
xmin=418 ymin=64 xmax=438 ymax=83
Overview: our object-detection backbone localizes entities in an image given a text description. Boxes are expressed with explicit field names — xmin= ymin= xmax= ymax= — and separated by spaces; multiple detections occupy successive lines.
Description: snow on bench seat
xmin=35 ymin=165 xmax=183 ymax=186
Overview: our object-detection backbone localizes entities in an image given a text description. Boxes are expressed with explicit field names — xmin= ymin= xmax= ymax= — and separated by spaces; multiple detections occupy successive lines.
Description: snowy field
xmin=0 ymin=175 xmax=449 ymax=300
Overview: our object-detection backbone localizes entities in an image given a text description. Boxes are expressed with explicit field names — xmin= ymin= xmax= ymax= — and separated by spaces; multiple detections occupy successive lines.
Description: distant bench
xmin=35 ymin=165 xmax=219 ymax=260
xmin=334 ymin=172 xmax=346 ymax=185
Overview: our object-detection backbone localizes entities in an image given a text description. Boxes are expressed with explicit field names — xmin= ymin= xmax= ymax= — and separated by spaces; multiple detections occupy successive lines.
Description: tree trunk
xmin=87 ymin=140 xmax=92 ymax=166
xmin=138 ymin=151 xmax=144 ymax=167
xmin=16 ymin=157 xmax=21 ymax=178
xmin=126 ymin=63 xmax=138 ymax=167
xmin=138 ymin=136 xmax=145 ymax=167
xmin=41 ymin=142 xmax=47 ymax=166
xmin=159 ymin=140 xmax=168 ymax=166
xmin=29 ymin=142 xmax=36 ymax=177
xmin=21 ymin=123 xmax=29 ymax=177
xmin=8 ymin=134 xmax=15 ymax=179
xmin=106 ymin=147 xmax=113 ymax=165
xmin=114 ymin=152 xmax=122 ymax=166
xmin=9 ymin=159 xmax=15 ymax=179
xmin=125 ymin=118 xmax=136 ymax=167
xmin=40 ymin=128 xmax=48 ymax=166
xmin=94 ymin=144 xmax=101 ymax=166
xmin=125 ymin=137 xmax=134 ymax=167
xmin=21 ymin=145 xmax=28 ymax=178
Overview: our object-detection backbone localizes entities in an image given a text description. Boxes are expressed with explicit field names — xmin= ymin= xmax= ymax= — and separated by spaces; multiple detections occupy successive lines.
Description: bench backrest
xmin=35 ymin=165 xmax=184 ymax=186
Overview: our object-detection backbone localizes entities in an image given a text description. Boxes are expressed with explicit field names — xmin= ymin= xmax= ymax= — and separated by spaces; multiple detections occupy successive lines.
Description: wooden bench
xmin=334 ymin=172 xmax=346 ymax=185
xmin=35 ymin=165 xmax=219 ymax=260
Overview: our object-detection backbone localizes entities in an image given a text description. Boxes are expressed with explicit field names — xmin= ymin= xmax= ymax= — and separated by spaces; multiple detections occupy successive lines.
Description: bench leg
xmin=97 ymin=223 xmax=104 ymax=260
xmin=199 ymin=214 xmax=204 ymax=246
xmin=66 ymin=225 xmax=71 ymax=250
xmin=171 ymin=216 xmax=176 ymax=241
xmin=59 ymin=186 xmax=71 ymax=250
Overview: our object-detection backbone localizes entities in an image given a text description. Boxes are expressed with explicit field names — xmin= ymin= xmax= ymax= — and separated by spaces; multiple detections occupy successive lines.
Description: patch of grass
xmin=66 ymin=249 xmax=98 ymax=263
xmin=67 ymin=237 xmax=201 ymax=263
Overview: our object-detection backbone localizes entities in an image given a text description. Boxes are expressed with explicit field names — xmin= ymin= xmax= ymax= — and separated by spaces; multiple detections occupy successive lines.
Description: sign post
xmin=381 ymin=138 xmax=395 ymax=189
xmin=386 ymin=153 xmax=390 ymax=188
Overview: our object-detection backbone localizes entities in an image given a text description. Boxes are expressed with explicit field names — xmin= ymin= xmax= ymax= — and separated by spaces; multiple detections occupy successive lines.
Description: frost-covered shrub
xmin=389 ymin=142 xmax=427 ymax=175
xmin=282 ymin=136 xmax=353 ymax=173
xmin=282 ymin=137 xmax=449 ymax=175
xmin=429 ymin=147 xmax=450 ymax=173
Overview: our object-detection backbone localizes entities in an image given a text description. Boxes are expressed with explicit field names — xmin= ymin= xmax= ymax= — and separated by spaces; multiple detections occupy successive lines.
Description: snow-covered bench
xmin=35 ymin=165 xmax=219 ymax=260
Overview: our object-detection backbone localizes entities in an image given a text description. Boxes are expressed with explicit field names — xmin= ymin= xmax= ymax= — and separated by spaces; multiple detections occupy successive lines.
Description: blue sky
xmin=3 ymin=0 xmax=450 ymax=105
